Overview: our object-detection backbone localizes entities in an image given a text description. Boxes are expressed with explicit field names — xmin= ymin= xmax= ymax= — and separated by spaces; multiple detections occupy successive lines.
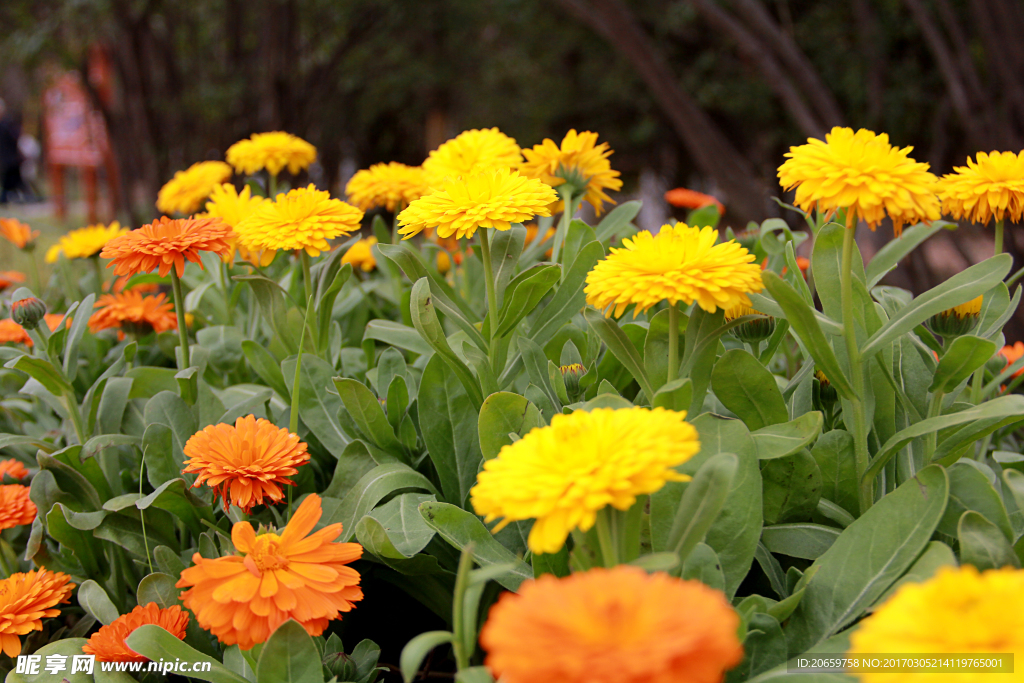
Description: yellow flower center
xmin=247 ymin=534 xmax=289 ymax=574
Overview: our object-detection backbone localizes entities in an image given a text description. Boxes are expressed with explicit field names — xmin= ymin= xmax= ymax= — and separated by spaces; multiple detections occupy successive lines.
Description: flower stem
xmin=994 ymin=218 xmax=1005 ymax=256
xmin=478 ymin=229 xmax=501 ymax=370
xmin=268 ymin=172 xmax=278 ymax=199
xmin=841 ymin=224 xmax=873 ymax=514
xmin=170 ymin=269 xmax=190 ymax=369
xmin=91 ymin=256 xmax=104 ymax=295
xmin=451 ymin=545 xmax=475 ymax=672
xmin=392 ymin=201 xmax=404 ymax=244
xmin=923 ymin=391 xmax=944 ymax=463
xmin=300 ymin=250 xmax=314 ymax=306
xmin=27 ymin=251 xmax=42 ymax=295
xmin=667 ymin=302 xmax=680 ymax=386
xmin=551 ymin=190 xmax=575 ymax=266
xmin=594 ymin=508 xmax=620 ymax=568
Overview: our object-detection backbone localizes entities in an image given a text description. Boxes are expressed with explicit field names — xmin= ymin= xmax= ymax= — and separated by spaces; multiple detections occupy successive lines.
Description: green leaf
xmin=869 ymin=541 xmax=956 ymax=611
xmin=137 ymin=572 xmax=180 ymax=608
xmin=761 ymin=523 xmax=839 ymax=560
xmin=242 ymin=340 xmax=290 ymax=399
xmin=143 ymin=391 xmax=197 ymax=486
xmin=126 ymin=625 xmax=250 ymax=683
xmin=400 ymin=631 xmax=455 ymax=683
xmin=811 ymin=430 xmax=859 ymax=519
xmin=478 ymin=392 xmax=544 ymax=460
xmin=865 ymin=221 xmax=947 ymax=287
xmin=6 ymin=639 xmax=94 ymax=683
xmin=665 ymin=453 xmax=737 ymax=564
xmin=527 ymin=241 xmax=604 ymax=348
xmin=938 ymin=462 xmax=1014 ymax=541
xmin=319 ymin=463 xmax=438 ymax=541
xmin=761 ymin=449 xmax=823 ymax=524
xmin=594 ymin=200 xmax=640 ymax=242
xmin=316 ymin=263 xmax=353 ymax=351
xmin=712 ymin=349 xmax=789 ymax=430
xmin=455 ymin=667 xmax=495 ymax=683
xmin=760 ymin=272 xmax=854 ymax=398
xmin=409 ymin=278 xmax=483 ymax=409
xmin=929 ymin=335 xmax=996 ymax=393
xmin=78 ymin=579 xmax=120 ymax=625
xmin=583 ymin=308 xmax=655 ymax=400
xmin=364 ymin=320 xmax=433 ymax=356
xmin=197 ymin=326 xmax=245 ymax=373
xmin=489 ymin=225 xmax=527 ymax=309
xmin=63 ymin=293 xmax=95 ymax=382
xmin=5 ymin=354 xmax=72 ymax=395
xmin=861 ymin=253 xmax=1011 ymax=358
xmin=652 ymin=378 xmax=693 ymax=412
xmin=418 ymin=355 xmax=484 ymax=507
xmin=281 ymin=354 xmax=350 ymax=455
xmin=811 ymin=223 xmax=865 ymax=321
xmin=958 ymin=510 xmax=1020 ymax=570
xmin=495 ymin=264 xmax=561 ymax=337
xmin=678 ymin=543 xmax=724 ymax=591
xmin=418 ymin=501 xmax=532 ymax=590
xmin=334 ymin=378 xmax=403 ymax=454
xmin=751 ymin=412 xmax=824 ymax=460
xmin=784 ymin=465 xmax=949 ymax=653
xmin=642 ymin=307 xmax=687 ymax=391
xmin=256 ymin=620 xmax=325 ymax=683
xmin=361 ymin=492 xmax=437 ymax=558
xmin=137 ymin=478 xmax=216 ymax=537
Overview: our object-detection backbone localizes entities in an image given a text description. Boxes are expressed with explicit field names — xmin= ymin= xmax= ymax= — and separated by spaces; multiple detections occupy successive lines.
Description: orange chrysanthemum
xmin=0 ymin=460 xmax=28 ymax=482
xmin=0 ymin=271 xmax=25 ymax=291
xmin=89 ymin=291 xmax=178 ymax=335
xmin=480 ymin=566 xmax=743 ymax=683
xmin=0 ymin=569 xmax=75 ymax=657
xmin=176 ymin=493 xmax=363 ymax=649
xmin=182 ymin=415 xmax=310 ymax=512
xmin=665 ymin=187 xmax=725 ymax=215
xmin=83 ymin=603 xmax=189 ymax=662
xmin=0 ymin=485 xmax=35 ymax=530
xmin=100 ymin=216 xmax=233 ymax=278
xmin=0 ymin=218 xmax=38 ymax=250
xmin=0 ymin=320 xmax=31 ymax=346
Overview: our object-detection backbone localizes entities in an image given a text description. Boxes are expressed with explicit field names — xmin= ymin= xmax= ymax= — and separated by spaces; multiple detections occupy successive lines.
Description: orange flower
xmin=0 ymin=460 xmax=28 ymax=481
xmin=89 ymin=291 xmax=178 ymax=334
xmin=0 ymin=218 xmax=38 ymax=250
xmin=480 ymin=566 xmax=743 ymax=683
xmin=0 ymin=486 xmax=35 ymax=530
xmin=176 ymin=493 xmax=363 ymax=649
xmin=774 ymin=256 xmax=811 ymax=278
xmin=0 ymin=320 xmax=31 ymax=346
xmin=83 ymin=603 xmax=189 ymax=662
xmin=107 ymin=276 xmax=160 ymax=295
xmin=665 ymin=188 xmax=725 ymax=215
xmin=0 ymin=569 xmax=75 ymax=656
xmin=100 ymin=216 xmax=232 ymax=278
xmin=43 ymin=314 xmax=68 ymax=332
xmin=181 ymin=415 xmax=310 ymax=512
xmin=0 ymin=271 xmax=25 ymax=291
xmin=1000 ymin=342 xmax=1024 ymax=379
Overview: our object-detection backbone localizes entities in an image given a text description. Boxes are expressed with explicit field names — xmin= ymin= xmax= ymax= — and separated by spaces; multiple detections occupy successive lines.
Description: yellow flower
xmin=778 ymin=127 xmax=940 ymax=235
xmin=585 ymin=223 xmax=764 ymax=318
xmin=937 ymin=151 xmax=1024 ymax=225
xmin=235 ymin=185 xmax=364 ymax=257
xmin=345 ymin=162 xmax=428 ymax=212
xmin=156 ymin=161 xmax=233 ymax=215
xmin=951 ymin=295 xmax=983 ymax=318
xmin=848 ymin=565 xmax=1024 ymax=683
xmin=470 ymin=407 xmax=700 ymax=554
xmin=204 ymin=183 xmax=275 ymax=265
xmin=341 ymin=236 xmax=378 ymax=272
xmin=519 ymin=130 xmax=623 ymax=215
xmin=398 ymin=168 xmax=558 ymax=241
xmin=45 ymin=222 xmax=129 ymax=263
xmin=226 ymin=131 xmax=317 ymax=177
xmin=422 ymin=128 xmax=522 ymax=186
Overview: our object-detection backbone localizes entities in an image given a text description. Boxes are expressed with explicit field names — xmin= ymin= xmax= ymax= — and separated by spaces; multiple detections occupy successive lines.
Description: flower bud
xmin=10 ymin=297 xmax=46 ymax=331
xmin=560 ymin=363 xmax=586 ymax=399
xmin=926 ymin=295 xmax=982 ymax=340
xmin=323 ymin=652 xmax=358 ymax=680
xmin=725 ymin=303 xmax=775 ymax=344
xmin=437 ymin=250 xmax=451 ymax=275
xmin=813 ymin=370 xmax=838 ymax=410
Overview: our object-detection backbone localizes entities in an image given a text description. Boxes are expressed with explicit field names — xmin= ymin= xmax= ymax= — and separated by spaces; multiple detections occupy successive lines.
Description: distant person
xmin=0 ymin=98 xmax=26 ymax=204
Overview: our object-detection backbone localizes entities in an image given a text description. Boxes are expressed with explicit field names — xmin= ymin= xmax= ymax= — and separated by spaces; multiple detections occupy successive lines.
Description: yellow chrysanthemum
xmin=724 ymin=303 xmax=761 ymax=321
xmin=519 ymin=130 xmax=623 ymax=215
xmin=398 ymin=168 xmax=558 ymax=241
xmin=45 ymin=222 xmax=129 ymax=263
xmin=226 ymin=132 xmax=317 ymax=177
xmin=585 ymin=224 xmax=764 ymax=317
xmin=848 ymin=565 xmax=1024 ymax=683
xmin=937 ymin=151 xmax=1024 ymax=225
xmin=951 ymin=295 xmax=983 ymax=318
xmin=422 ymin=128 xmax=522 ymax=186
xmin=234 ymin=185 xmax=364 ymax=257
xmin=778 ymin=127 xmax=940 ymax=235
xmin=156 ymin=161 xmax=233 ymax=215
xmin=471 ymin=407 xmax=700 ymax=554
xmin=345 ymin=162 xmax=428 ymax=212
xmin=203 ymin=183 xmax=275 ymax=265
xmin=341 ymin=236 xmax=378 ymax=272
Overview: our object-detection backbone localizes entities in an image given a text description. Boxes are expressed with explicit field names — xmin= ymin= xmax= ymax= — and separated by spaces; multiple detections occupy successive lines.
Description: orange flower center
xmin=244 ymin=534 xmax=289 ymax=575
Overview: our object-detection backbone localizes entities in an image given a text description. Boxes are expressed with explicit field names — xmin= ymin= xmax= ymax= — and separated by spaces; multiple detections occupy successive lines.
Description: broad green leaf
xmin=664 ymin=453 xmax=737 ymax=565
xmin=938 ymin=462 xmax=1013 ymax=541
xmin=418 ymin=501 xmax=532 ymax=590
xmin=929 ymin=335 xmax=996 ymax=393
xmin=584 ymin=308 xmax=655 ymax=400
xmin=197 ymin=325 xmax=244 ymax=373
xmin=811 ymin=223 xmax=865 ymax=322
xmin=62 ymin=293 xmax=94 ymax=382
xmin=78 ymin=579 xmax=120 ymax=625
xmin=751 ymin=412 xmax=824 ymax=460
xmin=729 ymin=613 xmax=788 ymax=682
xmin=319 ymin=463 xmax=437 ymax=540
xmin=489 ymin=225 xmax=526 ymax=308
xmin=6 ymin=639 xmax=96 ymax=683
xmin=137 ymin=572 xmax=180 ymax=608
xmin=281 ymin=354 xmax=350 ymax=455
xmin=256 ymin=620 xmax=324 ymax=683
xmin=644 ymin=307 xmax=688 ymax=391
xmin=652 ymin=377 xmax=693 ymax=411
xmin=364 ymin=320 xmax=433 ymax=356
xmin=5 ymin=355 xmax=72 ymax=396
xmin=811 ymin=430 xmax=859 ymax=517
xmin=136 ymin=478 xmax=216 ymax=537
xmin=869 ymin=541 xmax=956 ymax=611
xmin=333 ymin=378 xmax=403 ymax=454
xmin=495 ymin=264 xmax=560 ymax=337
xmin=401 ymin=631 xmax=455 ymax=683
xmin=527 ymin=240 xmax=604 ymax=347
xmin=712 ymin=349 xmax=789 ymax=430
xmin=958 ymin=510 xmax=1020 ymax=570
xmin=362 ymin=492 xmax=437 ymax=558
xmin=784 ymin=465 xmax=948 ymax=653
xmin=861 ymin=253 xmax=1011 ymax=357
xmin=761 ymin=523 xmax=839 ymax=560
xmin=680 ymin=543 xmax=725 ymax=591
xmin=594 ymin=200 xmax=640 ymax=242
xmin=761 ymin=449 xmax=823 ymax=524
xmin=865 ymin=221 xmax=947 ymax=287
xmin=322 ymin=441 xmax=378 ymax=498
xmin=478 ymin=392 xmax=544 ymax=460
xmin=143 ymin=391 xmax=197 ymax=485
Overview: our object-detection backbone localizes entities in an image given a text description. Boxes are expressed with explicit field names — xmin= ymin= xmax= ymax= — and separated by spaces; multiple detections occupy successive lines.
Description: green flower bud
xmin=926 ymin=295 xmax=982 ymax=340
xmin=10 ymin=297 xmax=46 ymax=331
xmin=725 ymin=304 xmax=775 ymax=344
xmin=560 ymin=363 xmax=586 ymax=399
xmin=813 ymin=370 xmax=838 ymax=411
xmin=323 ymin=652 xmax=358 ymax=681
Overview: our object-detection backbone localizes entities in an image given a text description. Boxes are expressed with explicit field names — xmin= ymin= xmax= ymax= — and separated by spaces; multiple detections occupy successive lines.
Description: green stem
xmin=139 ymin=446 xmax=154 ymax=575
xmin=551 ymin=191 xmax=575 ymax=266
xmin=478 ymin=229 xmax=501 ymax=369
xmin=0 ymin=541 xmax=14 ymax=578
xmin=300 ymin=250 xmax=315 ymax=311
xmin=994 ymin=218 xmax=1005 ymax=256
xmin=27 ymin=251 xmax=42 ymax=295
xmin=268 ymin=172 xmax=279 ymax=199
xmin=841 ymin=224 xmax=873 ymax=514
xmin=667 ymin=302 xmax=680 ymax=385
xmin=219 ymin=260 xmax=233 ymax=326
xmin=924 ymin=391 xmax=944 ymax=463
xmin=170 ymin=269 xmax=190 ymax=370
xmin=59 ymin=258 xmax=80 ymax=303
xmin=451 ymin=546 xmax=474 ymax=672
xmin=91 ymin=256 xmax=104 ymax=295
xmin=63 ymin=390 xmax=87 ymax=445
xmin=392 ymin=201 xmax=404 ymax=244
xmin=594 ymin=508 xmax=620 ymax=568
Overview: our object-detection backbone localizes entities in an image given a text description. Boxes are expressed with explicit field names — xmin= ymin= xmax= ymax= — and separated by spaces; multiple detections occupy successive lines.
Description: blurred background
xmin=0 ymin=0 xmax=1022 ymax=298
